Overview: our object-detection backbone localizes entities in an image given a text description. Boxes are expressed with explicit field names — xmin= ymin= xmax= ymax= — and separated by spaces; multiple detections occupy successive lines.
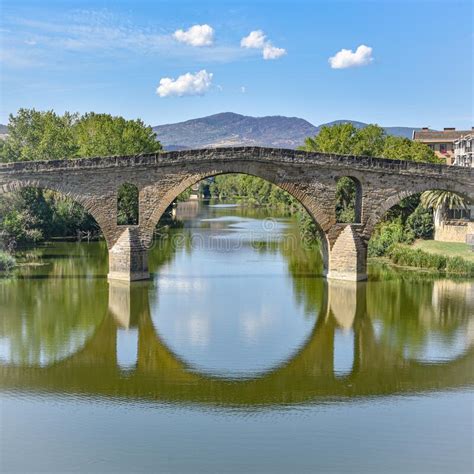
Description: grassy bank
xmin=413 ymin=240 xmax=474 ymax=262
xmin=387 ymin=243 xmax=474 ymax=277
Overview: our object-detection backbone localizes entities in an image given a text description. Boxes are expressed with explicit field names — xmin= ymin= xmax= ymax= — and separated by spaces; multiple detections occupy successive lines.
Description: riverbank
xmin=413 ymin=240 xmax=474 ymax=262
xmin=385 ymin=242 xmax=474 ymax=277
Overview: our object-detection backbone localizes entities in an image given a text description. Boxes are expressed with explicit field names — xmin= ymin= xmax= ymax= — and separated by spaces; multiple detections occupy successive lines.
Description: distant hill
xmin=153 ymin=112 xmax=419 ymax=150
xmin=0 ymin=115 xmax=419 ymax=150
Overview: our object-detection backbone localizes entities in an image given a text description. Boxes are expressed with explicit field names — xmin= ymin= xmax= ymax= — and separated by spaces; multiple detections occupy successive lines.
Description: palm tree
xmin=421 ymin=190 xmax=467 ymax=226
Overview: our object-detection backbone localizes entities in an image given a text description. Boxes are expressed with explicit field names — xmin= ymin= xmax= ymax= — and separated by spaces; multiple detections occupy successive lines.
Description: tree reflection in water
xmin=0 ymin=207 xmax=473 ymax=406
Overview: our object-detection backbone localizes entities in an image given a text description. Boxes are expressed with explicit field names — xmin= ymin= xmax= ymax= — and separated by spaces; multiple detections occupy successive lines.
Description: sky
xmin=0 ymin=0 xmax=472 ymax=128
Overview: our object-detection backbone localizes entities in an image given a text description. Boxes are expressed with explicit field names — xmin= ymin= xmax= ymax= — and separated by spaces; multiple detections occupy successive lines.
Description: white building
xmin=432 ymin=132 xmax=473 ymax=242
xmin=453 ymin=133 xmax=473 ymax=168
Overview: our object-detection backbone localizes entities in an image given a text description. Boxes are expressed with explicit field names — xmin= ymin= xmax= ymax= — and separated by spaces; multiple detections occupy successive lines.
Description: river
xmin=1 ymin=202 xmax=473 ymax=473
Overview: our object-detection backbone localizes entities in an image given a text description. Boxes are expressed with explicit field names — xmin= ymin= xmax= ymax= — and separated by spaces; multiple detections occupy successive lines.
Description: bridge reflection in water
xmin=1 ymin=278 xmax=473 ymax=407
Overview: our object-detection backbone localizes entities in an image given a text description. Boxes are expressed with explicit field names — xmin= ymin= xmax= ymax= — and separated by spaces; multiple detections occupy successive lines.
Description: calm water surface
xmin=1 ymin=203 xmax=473 ymax=473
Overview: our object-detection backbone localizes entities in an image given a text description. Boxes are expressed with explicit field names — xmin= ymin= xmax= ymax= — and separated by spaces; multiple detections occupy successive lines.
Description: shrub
xmin=0 ymin=251 xmax=16 ymax=271
xmin=405 ymin=205 xmax=433 ymax=239
xmin=368 ymin=219 xmax=413 ymax=257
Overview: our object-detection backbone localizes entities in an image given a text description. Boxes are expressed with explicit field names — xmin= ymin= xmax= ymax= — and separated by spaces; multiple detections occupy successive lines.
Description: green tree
xmin=301 ymin=123 xmax=439 ymax=163
xmin=405 ymin=205 xmax=434 ymax=239
xmin=301 ymin=123 xmax=358 ymax=154
xmin=0 ymin=109 xmax=162 ymax=245
xmin=352 ymin=124 xmax=385 ymax=156
xmin=74 ymin=113 xmax=161 ymax=157
xmin=382 ymin=136 xmax=441 ymax=163
xmin=0 ymin=109 xmax=78 ymax=163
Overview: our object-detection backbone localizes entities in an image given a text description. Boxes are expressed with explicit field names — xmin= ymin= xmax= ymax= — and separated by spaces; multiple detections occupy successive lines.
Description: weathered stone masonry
xmin=0 ymin=147 xmax=472 ymax=281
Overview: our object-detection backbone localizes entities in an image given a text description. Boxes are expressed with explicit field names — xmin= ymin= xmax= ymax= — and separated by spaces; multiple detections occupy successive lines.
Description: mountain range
xmin=0 ymin=113 xmax=419 ymax=150
xmin=152 ymin=112 xmax=419 ymax=150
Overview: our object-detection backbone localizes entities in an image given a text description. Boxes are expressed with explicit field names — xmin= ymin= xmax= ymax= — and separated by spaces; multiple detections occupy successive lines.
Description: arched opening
xmin=367 ymin=187 xmax=473 ymax=274
xmin=117 ymin=183 xmax=139 ymax=226
xmin=144 ymin=172 xmax=328 ymax=378
xmin=141 ymin=170 xmax=331 ymax=273
xmin=335 ymin=176 xmax=362 ymax=223
xmin=0 ymin=185 xmax=101 ymax=252
xmin=148 ymin=172 xmax=330 ymax=273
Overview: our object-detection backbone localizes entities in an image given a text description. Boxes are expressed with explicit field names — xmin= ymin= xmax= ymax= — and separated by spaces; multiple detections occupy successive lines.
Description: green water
xmin=1 ymin=203 xmax=473 ymax=473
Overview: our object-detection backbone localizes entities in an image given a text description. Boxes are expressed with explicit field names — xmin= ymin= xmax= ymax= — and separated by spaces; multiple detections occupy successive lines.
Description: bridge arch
xmin=364 ymin=181 xmax=473 ymax=239
xmin=140 ymin=168 xmax=332 ymax=272
xmin=0 ymin=179 xmax=114 ymax=246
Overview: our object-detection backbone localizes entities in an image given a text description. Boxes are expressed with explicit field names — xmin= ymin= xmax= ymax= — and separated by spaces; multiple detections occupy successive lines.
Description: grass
xmin=413 ymin=240 xmax=474 ymax=262
xmin=387 ymin=243 xmax=474 ymax=276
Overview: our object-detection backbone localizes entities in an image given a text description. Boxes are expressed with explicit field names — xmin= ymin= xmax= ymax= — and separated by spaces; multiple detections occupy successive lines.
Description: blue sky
xmin=1 ymin=0 xmax=472 ymax=128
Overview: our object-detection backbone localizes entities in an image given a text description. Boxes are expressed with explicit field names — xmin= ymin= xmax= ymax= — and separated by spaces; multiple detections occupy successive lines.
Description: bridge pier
xmin=327 ymin=225 xmax=368 ymax=281
xmin=108 ymin=228 xmax=149 ymax=282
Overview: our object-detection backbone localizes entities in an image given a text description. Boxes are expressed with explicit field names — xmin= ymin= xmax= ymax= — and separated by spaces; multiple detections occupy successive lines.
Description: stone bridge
xmin=1 ymin=147 xmax=472 ymax=281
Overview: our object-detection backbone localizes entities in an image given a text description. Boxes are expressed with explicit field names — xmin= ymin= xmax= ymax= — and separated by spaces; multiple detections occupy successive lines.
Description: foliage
xmin=296 ymin=211 xmax=321 ymax=245
xmin=388 ymin=244 xmax=474 ymax=276
xmin=209 ymin=174 xmax=298 ymax=209
xmin=0 ymin=189 xmax=46 ymax=248
xmin=383 ymin=194 xmax=420 ymax=222
xmin=382 ymin=135 xmax=440 ymax=163
xmin=413 ymin=240 xmax=474 ymax=262
xmin=405 ymin=205 xmax=433 ymax=239
xmin=117 ymin=184 xmax=139 ymax=225
xmin=47 ymin=192 xmax=99 ymax=237
xmin=74 ymin=112 xmax=161 ymax=157
xmin=0 ymin=251 xmax=16 ymax=271
xmin=369 ymin=204 xmax=434 ymax=257
xmin=335 ymin=176 xmax=356 ymax=222
xmin=0 ymin=109 xmax=162 ymax=244
xmin=301 ymin=123 xmax=440 ymax=164
xmin=0 ymin=109 xmax=78 ymax=163
xmin=368 ymin=219 xmax=413 ymax=257
xmin=420 ymin=190 xmax=467 ymax=210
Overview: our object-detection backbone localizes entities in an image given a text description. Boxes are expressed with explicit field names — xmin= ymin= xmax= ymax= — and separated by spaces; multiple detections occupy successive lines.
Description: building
xmin=413 ymin=127 xmax=474 ymax=165
xmin=413 ymin=128 xmax=474 ymax=242
xmin=453 ymin=133 xmax=473 ymax=168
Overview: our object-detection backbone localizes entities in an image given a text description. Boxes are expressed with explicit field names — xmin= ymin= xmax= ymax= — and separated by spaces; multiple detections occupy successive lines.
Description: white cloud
xmin=240 ymin=30 xmax=266 ymax=49
xmin=24 ymin=39 xmax=37 ymax=46
xmin=263 ymin=44 xmax=286 ymax=60
xmin=240 ymin=86 xmax=246 ymax=93
xmin=173 ymin=24 xmax=214 ymax=46
xmin=240 ymin=30 xmax=286 ymax=60
xmin=156 ymin=69 xmax=213 ymax=97
xmin=329 ymin=44 xmax=374 ymax=69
